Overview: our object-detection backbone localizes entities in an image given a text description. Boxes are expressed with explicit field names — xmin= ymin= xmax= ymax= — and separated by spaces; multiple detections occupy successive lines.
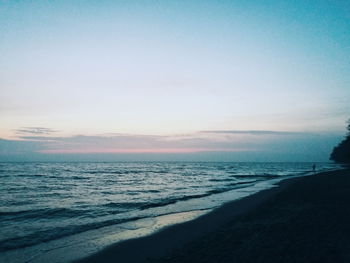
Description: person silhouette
xmin=312 ymin=164 xmax=316 ymax=172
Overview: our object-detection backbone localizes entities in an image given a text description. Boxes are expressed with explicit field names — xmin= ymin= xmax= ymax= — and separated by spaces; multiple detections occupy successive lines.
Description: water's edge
xmin=0 ymin=162 xmax=341 ymax=263
xmin=0 ymin=175 xmax=297 ymax=263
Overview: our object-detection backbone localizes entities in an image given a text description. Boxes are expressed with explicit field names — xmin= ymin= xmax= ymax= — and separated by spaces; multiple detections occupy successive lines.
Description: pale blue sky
xmin=0 ymin=0 xmax=349 ymax=160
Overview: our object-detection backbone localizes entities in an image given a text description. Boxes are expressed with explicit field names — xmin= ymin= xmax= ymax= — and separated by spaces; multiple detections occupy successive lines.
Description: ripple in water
xmin=0 ymin=161 xmax=340 ymax=252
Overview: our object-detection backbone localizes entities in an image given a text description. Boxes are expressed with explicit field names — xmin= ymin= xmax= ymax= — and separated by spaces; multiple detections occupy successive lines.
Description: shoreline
xmin=0 ymin=176 xmax=282 ymax=263
xmin=77 ymin=169 xmax=337 ymax=263
xmin=159 ymin=167 xmax=350 ymax=263
xmin=1 ymin=167 xmax=345 ymax=263
xmin=2 ymin=166 xmax=296 ymax=263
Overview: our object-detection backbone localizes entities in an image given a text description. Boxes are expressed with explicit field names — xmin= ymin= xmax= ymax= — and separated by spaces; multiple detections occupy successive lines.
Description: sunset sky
xmin=0 ymin=0 xmax=349 ymax=161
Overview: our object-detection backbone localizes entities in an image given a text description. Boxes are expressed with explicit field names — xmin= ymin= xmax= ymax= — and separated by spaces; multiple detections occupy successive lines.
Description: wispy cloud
xmin=11 ymin=129 xmax=268 ymax=154
xmin=0 ymin=130 xmax=343 ymax=161
xmin=17 ymin=134 xmax=245 ymax=153
xmin=14 ymin=127 xmax=58 ymax=135
xmin=200 ymin=130 xmax=306 ymax=135
xmin=11 ymin=129 xmax=319 ymax=155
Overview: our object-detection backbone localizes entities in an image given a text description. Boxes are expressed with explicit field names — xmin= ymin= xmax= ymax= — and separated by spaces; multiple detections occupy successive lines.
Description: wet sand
xmin=78 ymin=168 xmax=350 ymax=263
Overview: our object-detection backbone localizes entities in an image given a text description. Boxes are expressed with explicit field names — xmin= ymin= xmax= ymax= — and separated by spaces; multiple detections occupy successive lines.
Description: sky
xmin=0 ymin=0 xmax=349 ymax=161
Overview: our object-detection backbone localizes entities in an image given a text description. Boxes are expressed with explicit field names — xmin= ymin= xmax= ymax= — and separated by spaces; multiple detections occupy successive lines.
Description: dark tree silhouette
xmin=330 ymin=119 xmax=350 ymax=163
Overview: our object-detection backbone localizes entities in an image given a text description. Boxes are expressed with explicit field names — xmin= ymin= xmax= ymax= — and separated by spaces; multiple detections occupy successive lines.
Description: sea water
xmin=0 ymin=162 xmax=341 ymax=262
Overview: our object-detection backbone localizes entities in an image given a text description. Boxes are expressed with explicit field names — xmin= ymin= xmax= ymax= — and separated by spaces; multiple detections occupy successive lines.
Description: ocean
xmin=0 ymin=162 xmax=341 ymax=262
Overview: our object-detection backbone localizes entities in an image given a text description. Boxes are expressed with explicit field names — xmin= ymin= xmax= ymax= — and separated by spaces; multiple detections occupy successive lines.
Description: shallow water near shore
xmin=0 ymin=162 xmax=341 ymax=262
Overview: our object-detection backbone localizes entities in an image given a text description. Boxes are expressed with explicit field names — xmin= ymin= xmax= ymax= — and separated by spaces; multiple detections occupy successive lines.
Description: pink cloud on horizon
xmin=39 ymin=148 xmax=245 ymax=154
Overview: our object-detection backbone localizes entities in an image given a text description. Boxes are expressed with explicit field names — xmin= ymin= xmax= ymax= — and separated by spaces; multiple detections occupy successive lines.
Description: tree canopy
xmin=330 ymin=119 xmax=350 ymax=163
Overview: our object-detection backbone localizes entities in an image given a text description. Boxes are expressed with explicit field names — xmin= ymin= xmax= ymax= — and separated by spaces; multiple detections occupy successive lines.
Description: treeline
xmin=330 ymin=119 xmax=350 ymax=163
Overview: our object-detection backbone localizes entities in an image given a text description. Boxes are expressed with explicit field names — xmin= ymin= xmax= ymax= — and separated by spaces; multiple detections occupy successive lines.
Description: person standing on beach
xmin=312 ymin=164 xmax=316 ymax=172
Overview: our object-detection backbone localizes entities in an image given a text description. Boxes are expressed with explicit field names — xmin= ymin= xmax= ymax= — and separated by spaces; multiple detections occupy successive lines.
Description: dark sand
xmin=78 ymin=168 xmax=350 ymax=263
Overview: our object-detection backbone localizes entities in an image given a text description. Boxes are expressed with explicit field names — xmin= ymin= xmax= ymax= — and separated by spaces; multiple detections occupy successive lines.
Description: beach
xmin=4 ymin=162 xmax=331 ymax=263
xmin=78 ymin=168 xmax=350 ymax=263
xmin=2 ymin=1 xmax=349 ymax=262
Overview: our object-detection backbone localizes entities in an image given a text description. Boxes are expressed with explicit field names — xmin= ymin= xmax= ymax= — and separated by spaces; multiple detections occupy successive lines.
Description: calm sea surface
xmin=0 ymin=162 xmax=340 ymax=254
